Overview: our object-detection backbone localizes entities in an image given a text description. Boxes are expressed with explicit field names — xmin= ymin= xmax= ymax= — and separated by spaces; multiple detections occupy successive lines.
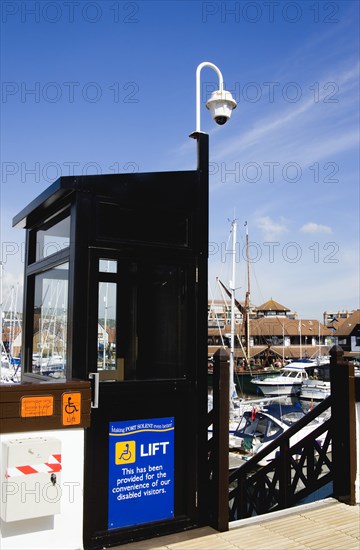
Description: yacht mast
xmin=0 ymin=261 xmax=4 ymax=361
xmin=229 ymin=220 xmax=237 ymax=404
xmin=244 ymin=221 xmax=250 ymax=365
xmin=0 ymin=262 xmax=3 ymax=352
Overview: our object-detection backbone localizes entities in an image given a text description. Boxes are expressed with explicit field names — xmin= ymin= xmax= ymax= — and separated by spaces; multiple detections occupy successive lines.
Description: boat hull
xmin=300 ymin=380 xmax=331 ymax=401
xmin=252 ymin=381 xmax=302 ymax=397
xmin=251 ymin=365 xmax=309 ymax=397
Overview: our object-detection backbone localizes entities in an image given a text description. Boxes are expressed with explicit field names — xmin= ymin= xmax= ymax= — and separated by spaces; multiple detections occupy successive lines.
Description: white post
xmin=229 ymin=220 xmax=237 ymax=405
xmin=195 ymin=62 xmax=224 ymax=133
xmin=245 ymin=221 xmax=250 ymax=364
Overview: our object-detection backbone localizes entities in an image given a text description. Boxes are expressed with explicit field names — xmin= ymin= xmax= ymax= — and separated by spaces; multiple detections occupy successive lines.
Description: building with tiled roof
xmin=323 ymin=309 xmax=355 ymax=326
xmin=208 ymin=297 xmax=334 ymax=364
xmin=256 ymin=298 xmax=292 ymax=316
xmin=333 ymin=310 xmax=360 ymax=358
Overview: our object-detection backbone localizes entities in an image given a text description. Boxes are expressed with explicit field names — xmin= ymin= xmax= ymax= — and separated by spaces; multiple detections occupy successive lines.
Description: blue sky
xmin=1 ymin=0 xmax=359 ymax=320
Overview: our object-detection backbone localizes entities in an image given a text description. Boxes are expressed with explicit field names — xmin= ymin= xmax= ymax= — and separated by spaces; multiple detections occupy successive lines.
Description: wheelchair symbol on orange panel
xmin=62 ymin=392 xmax=81 ymax=425
xmin=65 ymin=397 xmax=79 ymax=415
xmin=119 ymin=443 xmax=132 ymax=461
xmin=65 ymin=397 xmax=79 ymax=423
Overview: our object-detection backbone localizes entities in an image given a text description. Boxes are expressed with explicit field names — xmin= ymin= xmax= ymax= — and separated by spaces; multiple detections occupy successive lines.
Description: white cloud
xmin=211 ymin=61 xmax=359 ymax=166
xmin=300 ymin=222 xmax=332 ymax=234
xmin=256 ymin=216 xmax=288 ymax=239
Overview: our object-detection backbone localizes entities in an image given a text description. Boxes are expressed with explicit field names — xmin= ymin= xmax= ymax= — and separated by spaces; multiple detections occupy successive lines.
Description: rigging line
xmin=12 ymin=283 xmax=22 ymax=340
xmin=207 ymin=281 xmax=216 ymax=321
xmin=208 ymin=283 xmax=226 ymax=348
xmin=9 ymin=286 xmax=15 ymax=357
xmin=221 ymin=224 xmax=234 ymax=291
xmin=236 ymin=332 xmax=248 ymax=363
xmin=212 ymin=224 xmax=232 ymax=295
xmin=251 ymin=263 xmax=265 ymax=306
xmin=215 ymin=279 xmax=230 ymax=348
xmin=237 ymin=225 xmax=260 ymax=308
xmin=1 ymin=268 xmax=20 ymax=315
xmin=11 ymin=283 xmax=20 ymax=357
xmin=41 ymin=279 xmax=66 ymax=360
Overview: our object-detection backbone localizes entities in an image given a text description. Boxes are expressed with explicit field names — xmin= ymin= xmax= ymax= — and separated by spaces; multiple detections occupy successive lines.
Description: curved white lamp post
xmin=195 ymin=61 xmax=237 ymax=133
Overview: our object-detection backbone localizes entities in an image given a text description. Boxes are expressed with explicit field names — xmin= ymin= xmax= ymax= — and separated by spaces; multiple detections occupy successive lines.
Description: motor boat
xmin=251 ymin=365 xmax=309 ymax=397
xmin=300 ymin=379 xmax=331 ymax=401
xmin=229 ymin=402 xmax=326 ymax=465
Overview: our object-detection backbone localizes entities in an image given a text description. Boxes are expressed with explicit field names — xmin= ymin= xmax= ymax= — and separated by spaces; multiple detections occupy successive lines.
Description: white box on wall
xmin=0 ymin=429 xmax=84 ymax=550
xmin=1 ymin=437 xmax=61 ymax=522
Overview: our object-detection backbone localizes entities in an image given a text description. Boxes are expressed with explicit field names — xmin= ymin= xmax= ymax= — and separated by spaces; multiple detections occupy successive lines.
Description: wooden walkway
xmin=119 ymin=499 xmax=359 ymax=549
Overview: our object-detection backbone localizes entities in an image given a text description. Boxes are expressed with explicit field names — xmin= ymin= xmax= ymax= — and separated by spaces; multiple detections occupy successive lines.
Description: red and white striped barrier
xmin=4 ymin=454 xmax=62 ymax=478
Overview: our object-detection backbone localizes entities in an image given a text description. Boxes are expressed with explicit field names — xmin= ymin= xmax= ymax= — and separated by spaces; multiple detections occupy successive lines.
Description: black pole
xmin=189 ymin=131 xmax=209 ymax=175
xmin=212 ymin=348 xmax=230 ymax=531
xmin=330 ymin=345 xmax=356 ymax=504
xmin=189 ymin=131 xmax=210 ymax=527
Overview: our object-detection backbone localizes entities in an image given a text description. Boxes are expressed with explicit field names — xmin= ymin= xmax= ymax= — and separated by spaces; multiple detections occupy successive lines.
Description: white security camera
xmin=206 ymin=89 xmax=237 ymax=125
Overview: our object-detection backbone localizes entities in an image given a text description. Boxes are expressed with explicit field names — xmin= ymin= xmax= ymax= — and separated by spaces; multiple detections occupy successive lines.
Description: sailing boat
xmin=208 ymin=221 xmax=290 ymax=459
xmin=208 ymin=222 xmax=249 ymax=425
xmin=208 ymin=221 xmax=280 ymax=395
xmin=207 ymin=220 xmax=253 ymax=441
xmin=208 ymin=222 xmax=329 ymax=466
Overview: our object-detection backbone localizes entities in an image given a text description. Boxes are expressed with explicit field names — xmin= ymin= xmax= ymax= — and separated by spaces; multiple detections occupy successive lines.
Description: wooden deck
xmin=118 ymin=499 xmax=359 ymax=549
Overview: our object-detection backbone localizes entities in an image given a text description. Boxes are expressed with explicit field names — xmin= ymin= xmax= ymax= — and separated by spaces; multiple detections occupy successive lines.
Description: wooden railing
xmin=207 ymin=345 xmax=357 ymax=530
xmin=228 ymin=396 xmax=332 ymax=520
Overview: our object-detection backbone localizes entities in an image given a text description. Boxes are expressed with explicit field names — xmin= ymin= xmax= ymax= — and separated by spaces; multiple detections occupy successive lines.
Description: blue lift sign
xmin=108 ymin=417 xmax=175 ymax=529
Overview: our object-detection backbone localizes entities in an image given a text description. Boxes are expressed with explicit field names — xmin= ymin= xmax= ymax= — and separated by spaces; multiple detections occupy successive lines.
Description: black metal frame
xmin=13 ymin=133 xmax=210 ymax=548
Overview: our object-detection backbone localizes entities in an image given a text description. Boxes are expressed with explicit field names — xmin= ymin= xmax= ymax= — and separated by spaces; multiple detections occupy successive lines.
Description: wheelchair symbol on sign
xmin=65 ymin=397 xmax=78 ymax=422
xmin=119 ymin=443 xmax=132 ymax=461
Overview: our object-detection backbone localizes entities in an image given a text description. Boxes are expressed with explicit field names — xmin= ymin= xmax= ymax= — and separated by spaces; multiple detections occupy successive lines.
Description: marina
xmin=206 ymin=220 xmax=337 ymax=473
xmin=0 ymin=87 xmax=358 ymax=550
xmin=1 ymin=4 xmax=359 ymax=545
xmin=1 ymin=216 xmax=359 ymax=548
xmin=208 ymin=382 xmax=332 ymax=469
xmin=1 ymin=2 xmax=359 ymax=547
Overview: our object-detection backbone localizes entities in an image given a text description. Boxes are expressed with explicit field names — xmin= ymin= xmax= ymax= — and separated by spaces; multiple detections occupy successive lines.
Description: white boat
xmin=208 ymin=391 xmax=254 ymax=438
xmin=229 ymin=402 xmax=327 ymax=465
xmin=300 ymin=379 xmax=331 ymax=401
xmin=32 ymin=353 xmax=66 ymax=378
xmin=32 ymin=353 xmax=64 ymax=367
xmin=286 ymin=357 xmax=329 ymax=368
xmin=1 ymin=354 xmax=21 ymax=383
xmin=251 ymin=365 xmax=309 ymax=397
